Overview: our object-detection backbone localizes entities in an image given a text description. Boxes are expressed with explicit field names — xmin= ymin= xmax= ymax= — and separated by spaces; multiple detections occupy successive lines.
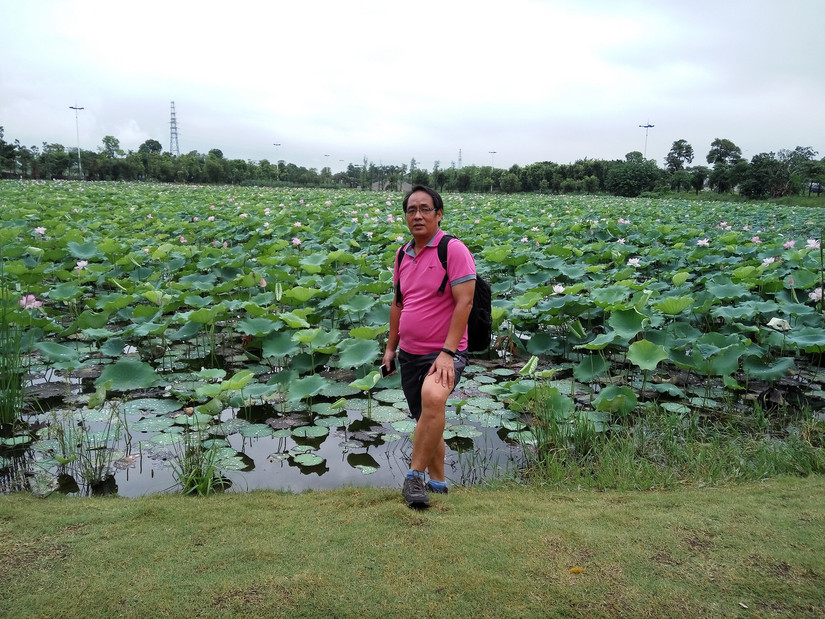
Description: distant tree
xmin=0 ymin=126 xmax=17 ymax=174
xmin=138 ymin=139 xmax=163 ymax=155
xmin=39 ymin=143 xmax=71 ymax=178
xmin=740 ymin=152 xmax=791 ymax=199
xmin=99 ymin=135 xmax=124 ymax=158
xmin=625 ymin=151 xmax=644 ymax=164
xmin=688 ymin=165 xmax=710 ymax=194
xmin=706 ymin=138 xmax=742 ymax=165
xmin=665 ymin=139 xmax=694 ymax=172
xmin=605 ymin=159 xmax=661 ymax=197
xmin=499 ymin=171 xmax=521 ymax=193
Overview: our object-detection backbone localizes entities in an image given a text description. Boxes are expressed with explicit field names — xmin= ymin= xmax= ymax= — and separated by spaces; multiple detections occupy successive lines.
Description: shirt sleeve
xmin=446 ymin=238 xmax=476 ymax=286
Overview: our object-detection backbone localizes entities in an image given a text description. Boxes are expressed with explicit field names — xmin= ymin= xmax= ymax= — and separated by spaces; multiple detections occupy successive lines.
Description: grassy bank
xmin=1 ymin=477 xmax=823 ymax=617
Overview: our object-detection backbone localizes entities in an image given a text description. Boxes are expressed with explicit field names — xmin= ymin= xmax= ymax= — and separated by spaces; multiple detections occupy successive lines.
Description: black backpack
xmin=395 ymin=235 xmax=493 ymax=353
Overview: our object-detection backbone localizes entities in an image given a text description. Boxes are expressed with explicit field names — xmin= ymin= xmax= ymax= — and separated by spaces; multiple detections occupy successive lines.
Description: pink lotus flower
xmin=179 ymin=236 xmax=187 ymax=243
xmin=787 ymin=276 xmax=795 ymax=287
xmin=627 ymin=258 xmax=641 ymax=267
xmin=806 ymin=239 xmax=821 ymax=249
xmin=292 ymin=237 xmax=301 ymax=246
xmin=75 ymin=260 xmax=88 ymax=270
xmin=521 ymin=237 xmax=529 ymax=243
xmin=34 ymin=226 xmax=46 ymax=235
xmin=325 ymin=201 xmax=332 ymax=206
xmin=783 ymin=240 xmax=795 ymax=249
xmin=260 ymin=278 xmax=266 ymax=287
xmin=365 ymin=231 xmax=373 ymax=238
xmin=19 ymin=294 xmax=42 ymax=310
xmin=617 ymin=238 xmax=626 ymax=244
xmin=207 ymin=216 xmax=215 ymax=222
xmin=762 ymin=257 xmax=776 ymax=266
xmin=809 ymin=288 xmax=823 ymax=302
xmin=264 ymin=208 xmax=271 ymax=215
xmin=294 ymin=221 xmax=302 ymax=227
xmin=751 ymin=236 xmax=761 ymax=243
xmin=552 ymin=285 xmax=565 ymax=294
xmin=193 ymin=216 xmax=199 ymax=221
xmin=240 ymin=213 xmax=248 ymax=219
xmin=697 ymin=238 xmax=710 ymax=247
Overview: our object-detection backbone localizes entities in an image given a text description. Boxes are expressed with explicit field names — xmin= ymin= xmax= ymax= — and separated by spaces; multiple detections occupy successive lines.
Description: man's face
xmin=405 ymin=191 xmax=442 ymax=241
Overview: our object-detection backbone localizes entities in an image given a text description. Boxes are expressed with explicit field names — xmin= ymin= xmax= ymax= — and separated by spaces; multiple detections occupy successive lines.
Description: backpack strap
xmin=394 ymin=240 xmax=411 ymax=305
xmin=436 ymin=234 xmax=455 ymax=296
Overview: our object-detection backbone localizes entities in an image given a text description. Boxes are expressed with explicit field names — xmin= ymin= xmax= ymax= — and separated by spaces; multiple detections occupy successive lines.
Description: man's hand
xmin=429 ymin=351 xmax=455 ymax=391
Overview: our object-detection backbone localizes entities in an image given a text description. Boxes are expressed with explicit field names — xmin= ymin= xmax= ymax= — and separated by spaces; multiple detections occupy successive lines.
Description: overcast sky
xmin=2 ymin=0 xmax=823 ymax=173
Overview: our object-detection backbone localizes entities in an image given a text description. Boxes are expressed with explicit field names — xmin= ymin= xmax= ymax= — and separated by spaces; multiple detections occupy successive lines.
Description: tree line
xmin=0 ymin=127 xmax=822 ymax=199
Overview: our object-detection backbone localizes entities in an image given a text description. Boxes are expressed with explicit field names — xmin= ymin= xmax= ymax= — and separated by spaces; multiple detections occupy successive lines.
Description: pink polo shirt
xmin=394 ymin=229 xmax=477 ymax=355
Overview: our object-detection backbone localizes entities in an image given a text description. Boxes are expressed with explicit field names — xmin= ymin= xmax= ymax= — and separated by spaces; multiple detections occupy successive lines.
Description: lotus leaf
xmin=292 ymin=453 xmax=324 ymax=467
xmin=593 ymin=385 xmax=637 ymax=416
xmin=627 ymin=339 xmax=670 ymax=371
xmin=95 ymin=359 xmax=158 ymax=390
xmin=288 ymin=374 xmax=330 ymax=400
xmin=292 ymin=425 xmax=329 ymax=439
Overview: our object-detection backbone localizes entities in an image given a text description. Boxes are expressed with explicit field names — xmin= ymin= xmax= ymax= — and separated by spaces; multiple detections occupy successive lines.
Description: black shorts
xmin=398 ymin=349 xmax=468 ymax=421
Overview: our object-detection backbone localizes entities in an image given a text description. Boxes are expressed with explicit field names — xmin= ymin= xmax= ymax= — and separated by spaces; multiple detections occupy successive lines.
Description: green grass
xmin=1 ymin=477 xmax=824 ymax=617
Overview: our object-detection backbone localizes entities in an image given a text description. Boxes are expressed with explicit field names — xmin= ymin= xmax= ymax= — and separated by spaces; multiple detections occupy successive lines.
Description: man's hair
xmin=402 ymin=185 xmax=443 ymax=213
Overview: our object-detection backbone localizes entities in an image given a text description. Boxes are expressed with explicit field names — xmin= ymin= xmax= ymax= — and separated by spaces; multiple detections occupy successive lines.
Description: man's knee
xmin=420 ymin=377 xmax=450 ymax=413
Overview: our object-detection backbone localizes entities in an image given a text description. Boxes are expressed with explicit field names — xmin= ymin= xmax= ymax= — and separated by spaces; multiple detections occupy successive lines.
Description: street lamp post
xmin=70 ymin=105 xmax=84 ymax=179
xmin=638 ymin=122 xmax=654 ymax=159
xmin=488 ymin=151 xmax=496 ymax=192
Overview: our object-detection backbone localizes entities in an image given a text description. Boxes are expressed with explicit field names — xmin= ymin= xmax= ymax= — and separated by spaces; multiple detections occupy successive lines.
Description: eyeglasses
xmin=404 ymin=206 xmax=437 ymax=216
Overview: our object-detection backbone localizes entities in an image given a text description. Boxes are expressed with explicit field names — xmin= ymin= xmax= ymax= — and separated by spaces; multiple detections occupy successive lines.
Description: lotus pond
xmin=1 ymin=180 xmax=825 ymax=496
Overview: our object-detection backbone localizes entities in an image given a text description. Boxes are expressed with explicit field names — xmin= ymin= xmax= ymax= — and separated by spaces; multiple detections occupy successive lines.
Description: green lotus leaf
xmin=349 ymin=325 xmax=387 ymax=339
xmin=572 ymin=355 xmax=609 ymax=382
xmin=590 ymin=285 xmax=631 ymax=309
xmin=337 ymin=338 xmax=380 ymax=368
xmin=593 ymin=385 xmax=637 ymax=416
xmin=225 ymin=369 xmax=254 ymax=390
xmin=299 ymin=252 xmax=327 ymax=274
xmin=349 ymin=371 xmax=381 ymax=392
xmin=36 ymin=342 xmax=82 ymax=364
xmin=706 ymin=281 xmax=750 ymax=300
xmin=287 ymin=374 xmax=330 ymax=401
xmin=95 ymin=359 xmax=158 ymax=390
xmin=262 ymin=331 xmax=301 ymax=358
xmin=278 ymin=310 xmax=311 ymax=328
xmin=237 ymin=316 xmax=279 ymax=337
xmin=576 ymin=331 xmax=622 ymax=350
xmin=627 ymin=339 xmax=670 ymax=371
xmin=786 ymin=327 xmax=825 ymax=352
xmin=653 ymin=296 xmax=694 ymax=315
xmin=122 ymin=398 xmax=184 ymax=416
xmin=608 ymin=308 xmax=645 ymax=339
xmin=291 ymin=425 xmax=329 ymax=438
xmin=292 ymin=452 xmax=324 ymax=467
xmin=282 ymin=286 xmax=318 ymax=304
xmin=513 ymin=291 xmax=542 ymax=309
xmin=742 ymin=356 xmax=795 ymax=381
xmin=67 ymin=241 xmax=101 ymax=260
xmin=340 ymin=294 xmax=377 ymax=313
xmin=49 ymin=282 xmax=84 ymax=302
xmin=240 ymin=424 xmax=275 ymax=438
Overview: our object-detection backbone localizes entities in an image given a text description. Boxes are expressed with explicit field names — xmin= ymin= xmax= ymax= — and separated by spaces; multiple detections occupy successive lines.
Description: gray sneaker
xmin=426 ymin=482 xmax=448 ymax=494
xmin=402 ymin=476 xmax=430 ymax=508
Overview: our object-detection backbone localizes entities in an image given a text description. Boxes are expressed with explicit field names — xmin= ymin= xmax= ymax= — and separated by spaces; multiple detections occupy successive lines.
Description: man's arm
xmin=429 ymin=278 xmax=475 ymax=389
xmin=382 ymin=297 xmax=402 ymax=375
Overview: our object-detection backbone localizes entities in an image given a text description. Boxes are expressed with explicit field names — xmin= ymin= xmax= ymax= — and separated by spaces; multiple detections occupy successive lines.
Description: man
xmin=382 ymin=185 xmax=476 ymax=507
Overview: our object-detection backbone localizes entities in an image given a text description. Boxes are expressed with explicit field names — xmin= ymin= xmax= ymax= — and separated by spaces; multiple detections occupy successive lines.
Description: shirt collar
xmin=404 ymin=229 xmax=444 ymax=256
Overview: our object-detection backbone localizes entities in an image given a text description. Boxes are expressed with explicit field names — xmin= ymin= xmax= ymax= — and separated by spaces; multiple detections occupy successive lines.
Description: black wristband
xmin=440 ymin=347 xmax=456 ymax=357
